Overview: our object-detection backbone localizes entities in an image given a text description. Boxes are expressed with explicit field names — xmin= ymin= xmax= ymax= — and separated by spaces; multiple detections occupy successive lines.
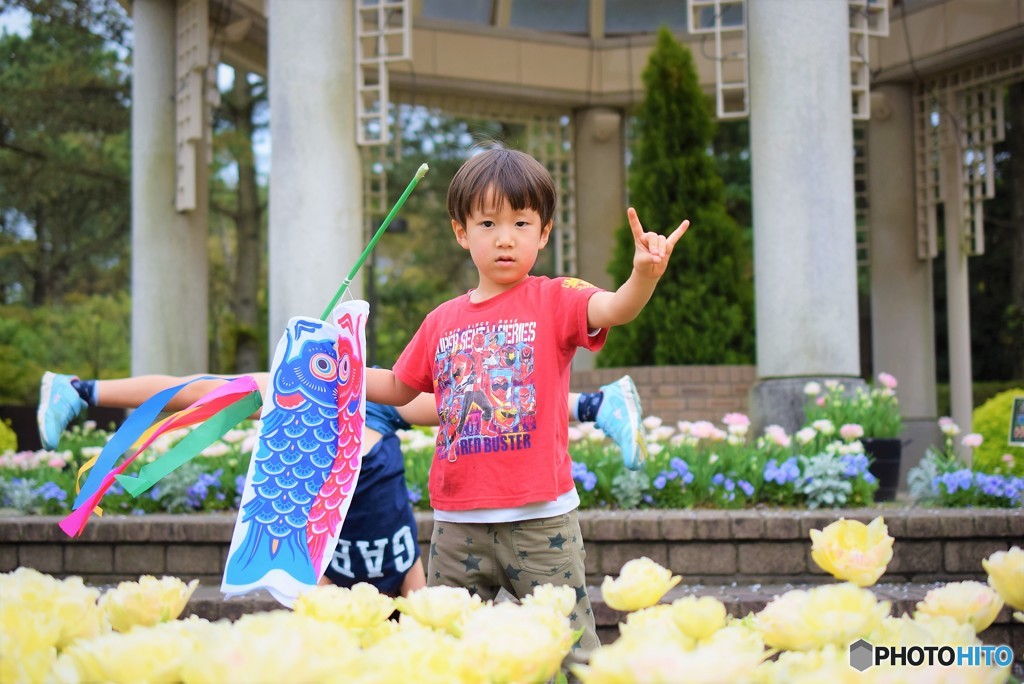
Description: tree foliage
xmin=208 ymin=69 xmax=269 ymax=373
xmin=0 ymin=0 xmax=130 ymax=305
xmin=599 ymin=27 xmax=754 ymax=367
xmin=0 ymin=293 xmax=130 ymax=404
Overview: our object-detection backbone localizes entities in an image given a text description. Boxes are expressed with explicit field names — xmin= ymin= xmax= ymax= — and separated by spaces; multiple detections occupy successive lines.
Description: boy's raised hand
xmin=628 ymin=207 xmax=689 ymax=279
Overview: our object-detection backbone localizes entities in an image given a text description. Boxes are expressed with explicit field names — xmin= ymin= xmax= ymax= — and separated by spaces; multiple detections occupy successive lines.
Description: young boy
xmin=37 ymin=369 xmax=645 ymax=596
xmin=365 ymin=148 xmax=689 ymax=657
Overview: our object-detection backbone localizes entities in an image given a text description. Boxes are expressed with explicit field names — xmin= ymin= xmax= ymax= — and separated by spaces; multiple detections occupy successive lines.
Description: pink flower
xmin=816 ymin=396 xmax=826 ymax=407
xmin=839 ymin=424 xmax=864 ymax=441
xmin=722 ymin=412 xmax=750 ymax=427
xmin=1003 ymin=454 xmax=1016 ymax=465
xmin=961 ymin=433 xmax=983 ymax=448
xmin=47 ymin=456 xmax=67 ymax=470
xmin=764 ymin=425 xmax=791 ymax=448
xmin=876 ymin=372 xmax=898 ymax=390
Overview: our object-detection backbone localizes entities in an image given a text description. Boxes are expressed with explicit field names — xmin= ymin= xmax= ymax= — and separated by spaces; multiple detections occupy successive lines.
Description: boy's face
xmin=452 ymin=188 xmax=552 ymax=299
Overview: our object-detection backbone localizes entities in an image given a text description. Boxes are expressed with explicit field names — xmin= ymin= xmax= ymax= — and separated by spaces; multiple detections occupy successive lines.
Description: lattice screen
xmin=355 ymin=0 xmax=411 ymax=146
xmin=360 ymin=93 xmax=578 ymax=276
xmin=175 ymin=0 xmax=211 ymax=212
xmin=913 ymin=52 xmax=1024 ymax=260
xmin=853 ymin=122 xmax=870 ymax=265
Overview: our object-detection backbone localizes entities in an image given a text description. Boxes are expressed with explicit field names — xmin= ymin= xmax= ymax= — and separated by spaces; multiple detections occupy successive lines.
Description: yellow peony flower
xmin=293 ymin=582 xmax=396 ymax=628
xmin=601 ymin=557 xmax=681 ymax=612
xmin=521 ymin=583 xmax=577 ymax=617
xmin=914 ymin=581 xmax=1004 ymax=633
xmin=460 ymin=602 xmax=575 ymax=684
xmin=669 ymin=595 xmax=728 ymax=641
xmin=393 ymin=585 xmax=483 ymax=635
xmin=99 ymin=575 xmax=198 ymax=633
xmin=982 ymin=545 xmax=1024 ymax=611
xmin=810 ymin=516 xmax=894 ymax=587
xmin=0 ymin=567 xmax=108 ymax=648
xmin=754 ymin=644 xmax=875 ymax=684
xmin=352 ymin=628 xmax=472 ymax=684
xmin=869 ymin=613 xmax=978 ymax=649
xmin=0 ymin=603 xmax=60 ymax=683
xmin=755 ymin=583 xmax=891 ymax=651
xmin=354 ymin=617 xmax=400 ymax=648
xmin=575 ymin=629 xmax=763 ymax=684
xmin=617 ymin=604 xmax=695 ymax=650
xmin=182 ymin=611 xmax=361 ymax=684
xmin=52 ymin=622 xmax=195 ymax=683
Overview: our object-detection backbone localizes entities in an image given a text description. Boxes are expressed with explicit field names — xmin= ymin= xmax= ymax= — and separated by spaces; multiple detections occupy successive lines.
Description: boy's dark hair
xmin=447 ymin=148 xmax=556 ymax=228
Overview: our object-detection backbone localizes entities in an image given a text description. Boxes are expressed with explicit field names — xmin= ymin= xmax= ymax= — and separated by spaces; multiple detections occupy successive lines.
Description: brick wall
xmin=4 ymin=508 xmax=1019 ymax=588
xmin=571 ymin=365 xmax=756 ymax=424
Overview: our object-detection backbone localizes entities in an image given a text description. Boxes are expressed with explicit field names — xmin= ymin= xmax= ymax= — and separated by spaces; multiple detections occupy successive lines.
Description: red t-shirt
xmin=393 ymin=276 xmax=607 ymax=511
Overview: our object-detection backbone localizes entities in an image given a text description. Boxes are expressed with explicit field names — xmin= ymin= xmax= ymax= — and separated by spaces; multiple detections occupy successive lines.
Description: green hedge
xmin=971 ymin=388 xmax=1024 ymax=476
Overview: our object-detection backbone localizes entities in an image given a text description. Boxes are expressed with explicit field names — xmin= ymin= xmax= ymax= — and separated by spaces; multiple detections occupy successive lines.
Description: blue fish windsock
xmin=221 ymin=301 xmax=368 ymax=606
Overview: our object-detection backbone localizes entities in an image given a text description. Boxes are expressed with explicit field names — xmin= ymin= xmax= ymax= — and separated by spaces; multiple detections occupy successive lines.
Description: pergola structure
xmin=123 ymin=0 xmax=1023 ymax=465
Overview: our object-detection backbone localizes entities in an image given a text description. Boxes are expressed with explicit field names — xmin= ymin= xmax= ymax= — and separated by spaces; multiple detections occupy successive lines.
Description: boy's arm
xmin=366 ymin=367 xmax=420 ymax=407
xmin=587 ymin=207 xmax=689 ymax=330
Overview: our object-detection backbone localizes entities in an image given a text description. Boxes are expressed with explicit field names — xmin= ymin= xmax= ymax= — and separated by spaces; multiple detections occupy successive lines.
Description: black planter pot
xmin=863 ymin=437 xmax=902 ymax=502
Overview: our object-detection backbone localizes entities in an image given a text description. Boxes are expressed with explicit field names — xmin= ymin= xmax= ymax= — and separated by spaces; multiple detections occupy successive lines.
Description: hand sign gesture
xmin=629 ymin=207 xmax=689 ymax=279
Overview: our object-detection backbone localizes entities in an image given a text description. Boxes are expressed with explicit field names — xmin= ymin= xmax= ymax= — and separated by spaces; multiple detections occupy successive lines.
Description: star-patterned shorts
xmin=426 ymin=509 xmax=599 ymax=662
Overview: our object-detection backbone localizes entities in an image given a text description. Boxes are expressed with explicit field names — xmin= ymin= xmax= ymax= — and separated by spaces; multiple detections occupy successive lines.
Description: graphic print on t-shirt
xmin=434 ymin=320 xmax=537 ymax=462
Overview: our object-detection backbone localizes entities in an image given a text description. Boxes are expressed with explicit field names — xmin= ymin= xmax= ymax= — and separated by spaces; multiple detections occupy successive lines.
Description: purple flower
xmin=764 ymin=457 xmax=800 ymax=485
xmin=653 ymin=474 xmax=668 ymax=490
xmin=33 ymin=481 xmax=67 ymax=502
xmin=407 ymin=486 xmax=422 ymax=504
xmin=738 ymin=480 xmax=754 ymax=497
xmin=571 ymin=462 xmax=598 ymax=492
xmin=670 ymin=458 xmax=690 ymax=477
xmin=840 ymin=453 xmax=870 ymax=478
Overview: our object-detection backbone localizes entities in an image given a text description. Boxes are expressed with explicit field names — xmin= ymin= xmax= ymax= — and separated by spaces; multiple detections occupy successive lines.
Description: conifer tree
xmin=599 ymin=26 xmax=754 ymax=366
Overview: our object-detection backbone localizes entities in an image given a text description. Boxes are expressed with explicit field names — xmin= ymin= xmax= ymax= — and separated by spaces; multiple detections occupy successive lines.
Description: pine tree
xmin=598 ymin=27 xmax=754 ymax=366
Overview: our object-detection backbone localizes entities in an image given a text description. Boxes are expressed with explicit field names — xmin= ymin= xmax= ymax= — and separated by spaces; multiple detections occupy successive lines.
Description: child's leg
xmin=580 ymin=376 xmax=648 ymax=471
xmin=398 ymin=557 xmax=426 ymax=596
xmin=428 ymin=515 xmax=598 ymax=665
xmin=38 ymin=370 xmax=269 ymax=449
xmin=94 ymin=373 xmax=269 ymax=411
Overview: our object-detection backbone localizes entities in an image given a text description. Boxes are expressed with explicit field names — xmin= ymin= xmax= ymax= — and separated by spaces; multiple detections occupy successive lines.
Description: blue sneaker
xmin=596 ymin=375 xmax=648 ymax=471
xmin=37 ymin=372 xmax=87 ymax=450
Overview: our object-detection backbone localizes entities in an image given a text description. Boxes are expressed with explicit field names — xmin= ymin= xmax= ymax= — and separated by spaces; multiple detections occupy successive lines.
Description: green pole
xmin=321 ymin=163 xmax=430 ymax=320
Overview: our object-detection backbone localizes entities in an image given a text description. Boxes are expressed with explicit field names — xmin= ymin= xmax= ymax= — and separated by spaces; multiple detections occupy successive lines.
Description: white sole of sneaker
xmin=37 ymin=371 xmax=55 ymax=446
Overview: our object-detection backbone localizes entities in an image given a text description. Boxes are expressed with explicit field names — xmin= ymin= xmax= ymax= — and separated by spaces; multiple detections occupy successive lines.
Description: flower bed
xmin=1 ymin=407 xmax=1022 ymax=516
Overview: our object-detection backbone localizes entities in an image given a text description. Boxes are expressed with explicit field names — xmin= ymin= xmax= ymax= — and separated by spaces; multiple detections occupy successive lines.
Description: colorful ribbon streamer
xmin=60 ymin=376 xmax=261 ymax=537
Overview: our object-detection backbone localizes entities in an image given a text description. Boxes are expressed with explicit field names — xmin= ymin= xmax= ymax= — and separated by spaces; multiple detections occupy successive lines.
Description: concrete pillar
xmin=574 ymin=107 xmax=625 ymax=369
xmin=868 ymin=84 xmax=940 ymax=482
xmin=940 ymin=91 xmax=974 ymax=456
xmin=131 ymin=0 xmax=209 ymax=375
xmin=267 ymin=0 xmax=363 ymax=342
xmin=747 ymin=0 xmax=862 ymax=433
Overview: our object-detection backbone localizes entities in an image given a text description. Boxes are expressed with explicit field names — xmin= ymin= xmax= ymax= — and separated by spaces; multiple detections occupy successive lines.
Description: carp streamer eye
xmin=337 ymin=354 xmax=351 ymax=384
xmin=310 ymin=353 xmax=338 ymax=381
